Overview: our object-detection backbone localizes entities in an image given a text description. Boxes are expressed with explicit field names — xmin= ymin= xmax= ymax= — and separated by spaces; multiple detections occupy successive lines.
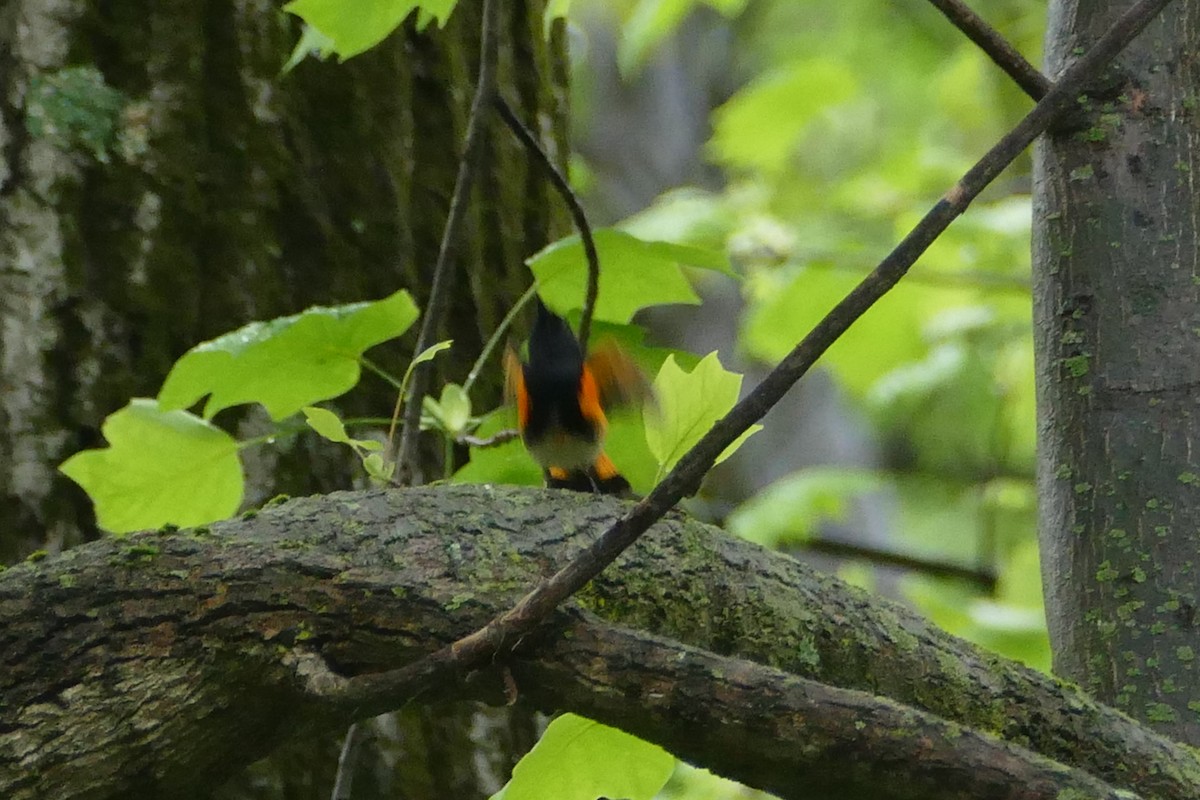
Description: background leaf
xmin=453 ymin=410 xmax=542 ymax=487
xmin=618 ymin=0 xmax=748 ymax=77
xmin=494 ymin=713 xmax=674 ymax=800
xmin=59 ymin=399 xmax=242 ymax=534
xmin=727 ymin=468 xmax=884 ymax=547
xmin=709 ymin=58 xmax=858 ymax=175
xmin=543 ymin=0 xmax=573 ymax=38
xmin=158 ymin=290 xmax=418 ymax=421
xmin=528 ymin=229 xmax=731 ymax=323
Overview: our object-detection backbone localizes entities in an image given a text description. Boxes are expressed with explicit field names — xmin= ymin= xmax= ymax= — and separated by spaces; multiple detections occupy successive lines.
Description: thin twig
xmin=801 ymin=539 xmax=997 ymax=593
xmin=393 ymin=0 xmax=502 ymax=482
xmin=926 ymin=0 xmax=1051 ymax=100
xmin=458 ymin=429 xmax=520 ymax=448
xmin=320 ymin=0 xmax=1174 ymax=710
xmin=493 ymin=95 xmax=601 ymax=351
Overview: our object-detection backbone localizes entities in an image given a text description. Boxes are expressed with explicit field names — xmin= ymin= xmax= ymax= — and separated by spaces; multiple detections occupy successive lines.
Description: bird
xmin=505 ymin=299 xmax=649 ymax=495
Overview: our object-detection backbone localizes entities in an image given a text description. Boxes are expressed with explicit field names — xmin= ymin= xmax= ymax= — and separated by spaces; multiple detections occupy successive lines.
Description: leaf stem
xmin=359 ymin=356 xmax=405 ymax=391
xmin=462 ymin=282 xmax=539 ymax=396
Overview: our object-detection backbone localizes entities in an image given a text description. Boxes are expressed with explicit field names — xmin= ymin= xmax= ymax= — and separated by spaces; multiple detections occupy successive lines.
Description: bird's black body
xmin=521 ymin=302 xmax=598 ymax=448
xmin=505 ymin=299 xmax=643 ymax=495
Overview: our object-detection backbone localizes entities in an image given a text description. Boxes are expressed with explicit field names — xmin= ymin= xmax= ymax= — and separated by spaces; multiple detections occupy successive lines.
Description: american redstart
xmin=505 ymin=299 xmax=649 ymax=494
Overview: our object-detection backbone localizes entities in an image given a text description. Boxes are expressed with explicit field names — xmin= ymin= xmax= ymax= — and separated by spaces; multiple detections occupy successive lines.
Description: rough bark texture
xmin=0 ymin=0 xmax=565 ymax=559
xmin=520 ymin=619 xmax=1133 ymax=800
xmin=1033 ymin=0 xmax=1200 ymax=742
xmin=3 ymin=485 xmax=1199 ymax=800
xmin=0 ymin=1 xmax=567 ymax=796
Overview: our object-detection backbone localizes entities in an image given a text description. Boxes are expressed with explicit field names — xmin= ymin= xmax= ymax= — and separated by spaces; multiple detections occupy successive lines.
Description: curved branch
xmin=516 ymin=615 xmax=1133 ymax=800
xmin=1 ymin=486 xmax=1197 ymax=800
xmin=493 ymin=95 xmax=601 ymax=351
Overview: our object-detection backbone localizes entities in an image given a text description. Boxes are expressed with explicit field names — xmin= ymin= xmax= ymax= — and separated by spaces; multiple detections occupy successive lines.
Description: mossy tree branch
xmin=2 ymin=486 xmax=1198 ymax=800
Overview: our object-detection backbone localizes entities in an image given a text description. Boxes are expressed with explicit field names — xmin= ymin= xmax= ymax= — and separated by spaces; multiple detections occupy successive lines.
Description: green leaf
xmin=423 ymin=383 xmax=472 ymax=436
xmin=302 ymin=406 xmax=383 ymax=451
xmin=618 ymin=187 xmax=732 ymax=251
xmin=283 ymin=0 xmax=459 ymax=59
xmin=644 ymin=352 xmax=760 ymax=479
xmin=59 ymin=399 xmax=243 ymax=534
xmin=727 ymin=468 xmax=883 ymax=547
xmin=618 ymin=0 xmax=748 ymax=77
xmin=600 ymin=408 xmax=658 ymax=495
xmin=710 ymin=58 xmax=858 ymax=174
xmin=453 ymin=409 xmax=541 ymax=487
xmin=495 ymin=714 xmax=673 ymax=800
xmin=619 ymin=0 xmax=699 ymax=78
xmin=400 ymin=338 xmax=454 ymax=404
xmin=362 ymin=452 xmax=395 ymax=482
xmin=159 ymin=290 xmax=418 ymax=422
xmin=282 ymin=24 xmax=336 ymax=74
xmin=411 ymin=339 xmax=454 ymax=370
xmin=303 ymin=405 xmax=353 ymax=444
xmin=528 ymin=229 xmax=731 ymax=323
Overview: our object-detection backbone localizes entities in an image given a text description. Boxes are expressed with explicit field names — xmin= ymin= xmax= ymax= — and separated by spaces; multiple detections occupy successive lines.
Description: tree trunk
xmin=1033 ymin=0 xmax=1200 ymax=743
xmin=0 ymin=0 xmax=567 ymax=795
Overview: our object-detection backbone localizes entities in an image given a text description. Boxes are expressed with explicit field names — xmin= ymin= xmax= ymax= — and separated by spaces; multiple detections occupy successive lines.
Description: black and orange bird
xmin=505 ymin=299 xmax=649 ymax=494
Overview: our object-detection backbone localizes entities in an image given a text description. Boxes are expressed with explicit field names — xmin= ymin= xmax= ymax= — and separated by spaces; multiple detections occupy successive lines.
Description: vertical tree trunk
xmin=1 ymin=0 xmax=567 ymax=795
xmin=1033 ymin=0 xmax=1200 ymax=744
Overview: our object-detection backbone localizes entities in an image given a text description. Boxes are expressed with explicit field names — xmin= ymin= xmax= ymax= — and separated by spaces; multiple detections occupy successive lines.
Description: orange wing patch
xmin=576 ymin=364 xmax=608 ymax=438
xmin=592 ymin=452 xmax=621 ymax=481
xmin=585 ymin=340 xmax=653 ymax=411
xmin=503 ymin=346 xmax=530 ymax=430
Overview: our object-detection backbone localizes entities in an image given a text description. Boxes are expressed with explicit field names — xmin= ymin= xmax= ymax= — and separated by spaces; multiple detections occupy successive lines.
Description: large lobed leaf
xmin=494 ymin=714 xmax=673 ymax=800
xmin=645 ymin=352 xmax=761 ymax=480
xmin=158 ymin=290 xmax=418 ymax=422
xmin=59 ymin=400 xmax=242 ymax=534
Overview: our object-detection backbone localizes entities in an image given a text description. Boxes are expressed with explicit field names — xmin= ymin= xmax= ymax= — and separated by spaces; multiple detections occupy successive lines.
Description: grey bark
xmin=2 ymin=486 xmax=1199 ymax=800
xmin=1 ymin=0 xmax=567 ymax=796
xmin=1033 ymin=0 xmax=1200 ymax=742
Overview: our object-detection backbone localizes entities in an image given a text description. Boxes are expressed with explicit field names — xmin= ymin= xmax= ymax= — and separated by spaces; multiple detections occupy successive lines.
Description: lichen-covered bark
xmin=1032 ymin=0 xmax=1200 ymax=742
xmin=2 ymin=486 xmax=1198 ymax=800
xmin=0 ymin=0 xmax=566 ymax=561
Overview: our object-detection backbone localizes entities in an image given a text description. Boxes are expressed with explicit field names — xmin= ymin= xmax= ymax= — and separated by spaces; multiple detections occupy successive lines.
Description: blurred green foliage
xmin=569 ymin=0 xmax=1050 ymax=692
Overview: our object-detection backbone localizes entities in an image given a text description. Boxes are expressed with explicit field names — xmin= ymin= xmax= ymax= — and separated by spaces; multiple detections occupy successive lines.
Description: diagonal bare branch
xmin=927 ymin=0 xmax=1051 ymax=100
xmin=407 ymin=0 xmax=1175 ymax=691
